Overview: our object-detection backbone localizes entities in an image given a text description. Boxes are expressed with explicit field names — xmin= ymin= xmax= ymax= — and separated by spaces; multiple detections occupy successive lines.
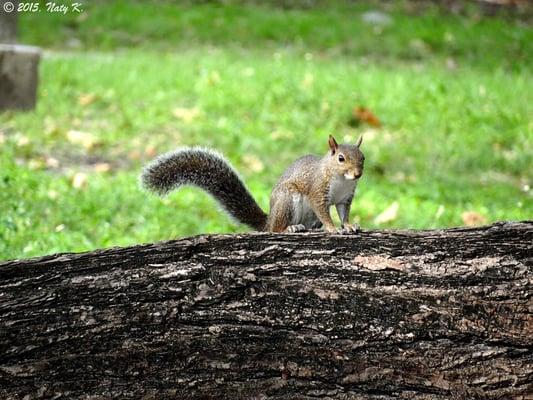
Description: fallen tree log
xmin=0 ymin=221 xmax=531 ymax=399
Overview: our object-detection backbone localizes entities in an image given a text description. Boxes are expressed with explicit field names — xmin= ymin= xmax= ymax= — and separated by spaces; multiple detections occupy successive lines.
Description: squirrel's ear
xmin=328 ymin=135 xmax=338 ymax=154
xmin=355 ymin=135 xmax=363 ymax=148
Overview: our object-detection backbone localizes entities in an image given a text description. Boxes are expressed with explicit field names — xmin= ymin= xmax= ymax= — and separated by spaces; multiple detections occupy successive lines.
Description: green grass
xmin=1 ymin=1 xmax=531 ymax=260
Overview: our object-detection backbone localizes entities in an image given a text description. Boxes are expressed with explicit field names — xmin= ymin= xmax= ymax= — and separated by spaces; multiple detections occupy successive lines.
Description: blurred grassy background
xmin=0 ymin=0 xmax=531 ymax=260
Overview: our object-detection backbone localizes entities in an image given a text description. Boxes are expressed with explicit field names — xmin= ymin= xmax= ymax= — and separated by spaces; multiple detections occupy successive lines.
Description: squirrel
xmin=141 ymin=135 xmax=364 ymax=234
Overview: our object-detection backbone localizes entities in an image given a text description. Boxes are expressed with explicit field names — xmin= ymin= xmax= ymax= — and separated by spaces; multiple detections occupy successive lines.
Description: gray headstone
xmin=0 ymin=44 xmax=41 ymax=110
xmin=0 ymin=1 xmax=18 ymax=43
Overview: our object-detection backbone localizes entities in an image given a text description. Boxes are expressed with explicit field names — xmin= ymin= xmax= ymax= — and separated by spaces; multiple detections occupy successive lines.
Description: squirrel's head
xmin=327 ymin=135 xmax=365 ymax=180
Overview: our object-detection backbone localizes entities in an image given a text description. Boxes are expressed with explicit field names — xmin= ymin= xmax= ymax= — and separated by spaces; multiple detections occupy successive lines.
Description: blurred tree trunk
xmin=0 ymin=1 xmax=18 ymax=43
xmin=0 ymin=222 xmax=531 ymax=399
xmin=0 ymin=1 xmax=40 ymax=110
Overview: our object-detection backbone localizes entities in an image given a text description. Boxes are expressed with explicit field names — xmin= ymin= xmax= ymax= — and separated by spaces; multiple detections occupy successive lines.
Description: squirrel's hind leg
xmin=266 ymin=190 xmax=294 ymax=232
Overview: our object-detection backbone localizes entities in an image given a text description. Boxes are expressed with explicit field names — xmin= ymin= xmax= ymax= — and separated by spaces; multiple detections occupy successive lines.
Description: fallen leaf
xmin=71 ymin=172 xmax=88 ymax=190
xmin=462 ymin=211 xmax=487 ymax=226
xmin=93 ymin=163 xmax=111 ymax=173
xmin=67 ymin=130 xmax=100 ymax=150
xmin=242 ymin=154 xmax=264 ymax=173
xmin=45 ymin=157 xmax=60 ymax=169
xmin=374 ymin=201 xmax=399 ymax=225
xmin=172 ymin=107 xmax=201 ymax=123
xmin=78 ymin=93 xmax=97 ymax=106
xmin=144 ymin=145 xmax=157 ymax=158
xmin=47 ymin=190 xmax=59 ymax=200
xmin=352 ymin=106 xmax=381 ymax=127
xmin=17 ymin=136 xmax=30 ymax=147
xmin=128 ymin=150 xmax=142 ymax=161
xmin=270 ymin=130 xmax=294 ymax=140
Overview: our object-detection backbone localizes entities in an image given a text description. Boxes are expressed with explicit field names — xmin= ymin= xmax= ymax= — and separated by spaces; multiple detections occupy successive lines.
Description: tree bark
xmin=0 ymin=1 xmax=18 ymax=43
xmin=0 ymin=1 xmax=40 ymax=111
xmin=0 ymin=221 xmax=531 ymax=399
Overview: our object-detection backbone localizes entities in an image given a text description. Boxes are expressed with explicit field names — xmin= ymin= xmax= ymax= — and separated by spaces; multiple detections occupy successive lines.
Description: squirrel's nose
xmin=354 ymin=171 xmax=362 ymax=179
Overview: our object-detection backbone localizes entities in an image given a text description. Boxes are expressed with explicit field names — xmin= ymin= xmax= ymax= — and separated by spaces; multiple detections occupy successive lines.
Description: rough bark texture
xmin=0 ymin=44 xmax=40 ymax=110
xmin=0 ymin=221 xmax=532 ymax=399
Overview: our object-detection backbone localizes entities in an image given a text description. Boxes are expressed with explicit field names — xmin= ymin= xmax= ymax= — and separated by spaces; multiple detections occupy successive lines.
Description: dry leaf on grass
xmin=462 ymin=211 xmax=487 ymax=226
xmin=172 ymin=107 xmax=201 ymax=123
xmin=128 ymin=150 xmax=142 ymax=161
xmin=270 ymin=130 xmax=294 ymax=140
xmin=47 ymin=190 xmax=59 ymax=200
xmin=78 ymin=93 xmax=97 ymax=107
xmin=144 ymin=145 xmax=157 ymax=158
xmin=66 ymin=130 xmax=100 ymax=151
xmin=93 ymin=163 xmax=111 ymax=173
xmin=351 ymin=106 xmax=381 ymax=127
xmin=242 ymin=154 xmax=264 ymax=173
xmin=374 ymin=201 xmax=399 ymax=225
xmin=71 ymin=172 xmax=88 ymax=190
xmin=17 ymin=136 xmax=30 ymax=147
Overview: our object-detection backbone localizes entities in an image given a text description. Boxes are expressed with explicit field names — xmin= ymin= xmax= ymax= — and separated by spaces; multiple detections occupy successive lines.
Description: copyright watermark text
xmin=2 ymin=2 xmax=84 ymax=14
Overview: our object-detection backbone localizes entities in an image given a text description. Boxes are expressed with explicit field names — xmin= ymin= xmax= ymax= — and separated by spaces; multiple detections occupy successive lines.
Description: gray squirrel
xmin=141 ymin=135 xmax=364 ymax=233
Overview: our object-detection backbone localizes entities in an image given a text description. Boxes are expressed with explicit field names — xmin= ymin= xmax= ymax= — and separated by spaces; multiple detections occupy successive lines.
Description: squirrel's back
xmin=141 ymin=148 xmax=267 ymax=230
xmin=273 ymin=154 xmax=321 ymax=193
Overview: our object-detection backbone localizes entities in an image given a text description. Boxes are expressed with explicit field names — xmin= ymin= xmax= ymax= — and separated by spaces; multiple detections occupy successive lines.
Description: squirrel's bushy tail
xmin=141 ymin=148 xmax=267 ymax=231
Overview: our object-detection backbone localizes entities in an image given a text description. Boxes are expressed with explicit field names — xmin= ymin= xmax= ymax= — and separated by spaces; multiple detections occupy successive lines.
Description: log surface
xmin=0 ymin=221 xmax=532 ymax=399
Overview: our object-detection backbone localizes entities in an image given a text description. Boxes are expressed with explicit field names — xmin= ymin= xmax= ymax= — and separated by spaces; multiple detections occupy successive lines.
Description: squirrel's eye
xmin=338 ymin=154 xmax=345 ymax=162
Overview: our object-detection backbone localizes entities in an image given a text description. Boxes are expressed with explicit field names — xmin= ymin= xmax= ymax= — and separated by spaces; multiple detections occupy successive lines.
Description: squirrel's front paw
xmin=325 ymin=225 xmax=337 ymax=234
xmin=325 ymin=225 xmax=344 ymax=234
xmin=325 ymin=224 xmax=359 ymax=234
xmin=285 ymin=224 xmax=307 ymax=233
xmin=341 ymin=223 xmax=360 ymax=234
